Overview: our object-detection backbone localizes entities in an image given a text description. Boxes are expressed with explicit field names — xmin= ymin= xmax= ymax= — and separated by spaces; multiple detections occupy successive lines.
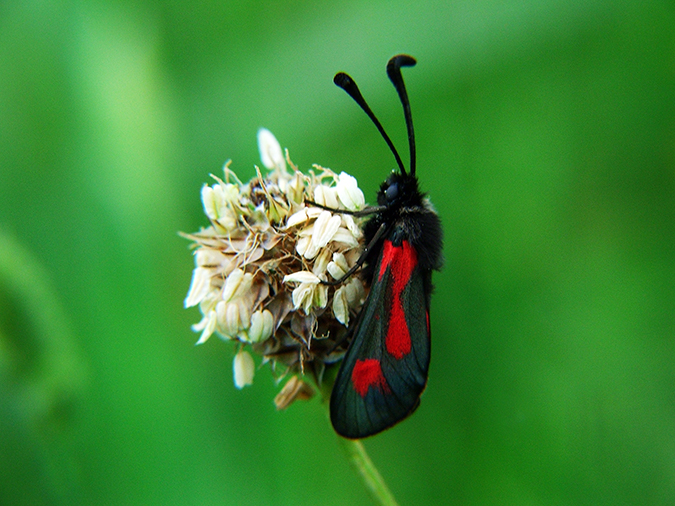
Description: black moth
xmin=328 ymin=55 xmax=444 ymax=439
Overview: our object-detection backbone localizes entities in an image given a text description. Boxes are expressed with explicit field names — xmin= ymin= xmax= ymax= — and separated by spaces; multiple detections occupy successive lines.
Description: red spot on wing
xmin=378 ymin=241 xmax=418 ymax=360
xmin=378 ymin=240 xmax=398 ymax=280
xmin=352 ymin=359 xmax=390 ymax=397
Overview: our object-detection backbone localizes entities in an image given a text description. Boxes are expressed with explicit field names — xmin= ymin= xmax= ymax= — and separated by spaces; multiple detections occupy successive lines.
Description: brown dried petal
xmin=274 ymin=376 xmax=315 ymax=410
xmin=265 ymin=292 xmax=294 ymax=333
xmin=260 ymin=231 xmax=283 ymax=250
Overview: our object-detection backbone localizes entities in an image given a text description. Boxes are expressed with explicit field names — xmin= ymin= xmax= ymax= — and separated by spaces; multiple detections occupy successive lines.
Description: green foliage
xmin=1 ymin=0 xmax=674 ymax=504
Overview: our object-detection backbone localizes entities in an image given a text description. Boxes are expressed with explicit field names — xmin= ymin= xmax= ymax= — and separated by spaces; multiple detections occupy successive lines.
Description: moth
xmin=328 ymin=55 xmax=444 ymax=439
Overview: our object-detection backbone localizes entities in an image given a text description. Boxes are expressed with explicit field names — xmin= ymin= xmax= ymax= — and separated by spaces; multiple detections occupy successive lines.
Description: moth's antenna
xmin=386 ymin=54 xmax=417 ymax=177
xmin=334 ymin=71 xmax=407 ymax=176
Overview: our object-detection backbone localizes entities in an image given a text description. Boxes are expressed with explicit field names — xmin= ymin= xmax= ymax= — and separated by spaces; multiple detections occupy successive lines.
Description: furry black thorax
xmin=360 ymin=171 xmax=444 ymax=284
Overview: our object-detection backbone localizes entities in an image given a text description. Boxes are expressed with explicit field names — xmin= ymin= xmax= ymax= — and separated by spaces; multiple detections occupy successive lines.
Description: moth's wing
xmin=330 ymin=240 xmax=431 ymax=439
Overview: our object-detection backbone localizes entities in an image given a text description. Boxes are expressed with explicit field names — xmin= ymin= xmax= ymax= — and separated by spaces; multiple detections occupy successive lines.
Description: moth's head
xmin=377 ymin=171 xmax=419 ymax=207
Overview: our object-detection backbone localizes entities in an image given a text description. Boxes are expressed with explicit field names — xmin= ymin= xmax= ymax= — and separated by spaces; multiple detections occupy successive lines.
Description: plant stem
xmin=319 ymin=374 xmax=398 ymax=504
xmin=337 ymin=437 xmax=400 ymax=506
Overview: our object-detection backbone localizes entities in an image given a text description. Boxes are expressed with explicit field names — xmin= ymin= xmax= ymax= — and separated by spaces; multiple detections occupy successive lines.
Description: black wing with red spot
xmin=330 ymin=239 xmax=431 ymax=439
xmin=328 ymin=55 xmax=442 ymax=438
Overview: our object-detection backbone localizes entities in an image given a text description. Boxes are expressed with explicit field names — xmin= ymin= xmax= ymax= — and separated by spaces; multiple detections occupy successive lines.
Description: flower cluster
xmin=183 ymin=129 xmax=367 ymax=406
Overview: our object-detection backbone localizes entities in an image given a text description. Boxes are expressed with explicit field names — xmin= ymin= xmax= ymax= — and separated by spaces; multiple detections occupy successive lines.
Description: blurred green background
xmin=1 ymin=0 xmax=674 ymax=504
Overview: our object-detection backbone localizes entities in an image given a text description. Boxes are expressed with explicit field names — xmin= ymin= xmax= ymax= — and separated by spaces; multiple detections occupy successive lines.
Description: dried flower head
xmin=183 ymin=129 xmax=367 ymax=406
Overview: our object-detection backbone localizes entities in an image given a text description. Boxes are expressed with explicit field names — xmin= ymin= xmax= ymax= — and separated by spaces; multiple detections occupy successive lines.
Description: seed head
xmin=183 ymin=129 xmax=367 ymax=406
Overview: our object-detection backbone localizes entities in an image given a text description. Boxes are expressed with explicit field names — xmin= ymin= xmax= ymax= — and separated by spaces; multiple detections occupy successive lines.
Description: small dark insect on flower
xmin=327 ymin=55 xmax=443 ymax=439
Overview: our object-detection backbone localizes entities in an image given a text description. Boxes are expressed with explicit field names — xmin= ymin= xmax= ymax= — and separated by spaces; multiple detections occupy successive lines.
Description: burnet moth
xmin=328 ymin=55 xmax=443 ymax=438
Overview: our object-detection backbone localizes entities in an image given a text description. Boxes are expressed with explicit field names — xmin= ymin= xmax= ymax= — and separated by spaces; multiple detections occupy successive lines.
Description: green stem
xmin=337 ymin=437 xmax=400 ymax=506
xmin=319 ymin=373 xmax=398 ymax=505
